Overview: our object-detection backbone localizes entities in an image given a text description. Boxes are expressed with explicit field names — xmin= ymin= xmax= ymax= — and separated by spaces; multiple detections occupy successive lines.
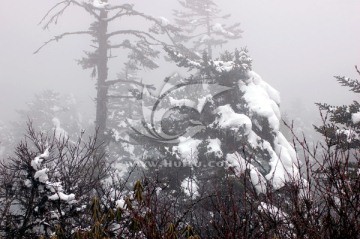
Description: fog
xmin=0 ymin=1 xmax=360 ymax=235
xmin=1 ymin=0 xmax=359 ymax=123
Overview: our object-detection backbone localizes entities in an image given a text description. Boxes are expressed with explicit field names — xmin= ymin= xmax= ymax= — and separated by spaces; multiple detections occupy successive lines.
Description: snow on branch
xmin=164 ymin=46 xmax=202 ymax=70
xmin=31 ymin=148 xmax=76 ymax=203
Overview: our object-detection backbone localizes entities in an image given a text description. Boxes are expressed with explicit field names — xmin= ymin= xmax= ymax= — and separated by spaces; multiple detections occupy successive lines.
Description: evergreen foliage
xmin=1 ymin=116 xmax=360 ymax=238
xmin=36 ymin=1 xmax=183 ymax=154
xmin=133 ymin=48 xmax=299 ymax=199
xmin=315 ymin=66 xmax=360 ymax=149
xmin=173 ymin=0 xmax=242 ymax=58
xmin=13 ymin=90 xmax=84 ymax=138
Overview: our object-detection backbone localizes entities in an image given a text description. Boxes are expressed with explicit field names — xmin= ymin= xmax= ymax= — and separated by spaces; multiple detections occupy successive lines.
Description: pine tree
xmin=173 ymin=0 xmax=242 ymax=58
xmin=315 ymin=66 xmax=360 ymax=149
xmin=106 ymin=61 xmax=156 ymax=177
xmin=35 ymin=1 xmax=182 ymax=156
xmin=134 ymin=48 xmax=299 ymax=196
xmin=314 ymin=66 xmax=360 ymax=184
xmin=12 ymin=90 xmax=86 ymax=141
xmin=0 ymin=121 xmax=15 ymax=158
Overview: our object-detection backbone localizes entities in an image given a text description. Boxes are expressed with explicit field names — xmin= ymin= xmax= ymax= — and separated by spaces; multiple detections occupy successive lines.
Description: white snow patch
xmin=352 ymin=112 xmax=360 ymax=124
xmin=173 ymin=51 xmax=201 ymax=68
xmin=249 ymin=71 xmax=281 ymax=105
xmin=155 ymin=187 xmax=162 ymax=195
xmin=213 ymin=104 xmax=252 ymax=135
xmin=32 ymin=149 xmax=76 ymax=204
xmin=174 ymin=137 xmax=202 ymax=165
xmin=245 ymin=130 xmax=298 ymax=190
xmin=225 ymin=152 xmax=266 ymax=194
xmin=258 ymin=202 xmax=288 ymax=221
xmin=118 ymin=120 xmax=127 ymax=128
xmin=40 ymin=147 xmax=50 ymax=158
xmin=52 ymin=117 xmax=68 ymax=140
xmin=46 ymin=182 xmax=64 ymax=193
xmin=250 ymin=167 xmax=267 ymax=194
xmin=226 ymin=152 xmax=247 ymax=174
xmin=31 ymin=147 xmax=49 ymax=170
xmin=240 ymin=71 xmax=281 ymax=131
xmin=116 ymin=198 xmax=126 ymax=209
xmin=212 ymin=23 xmax=235 ymax=37
xmin=336 ymin=128 xmax=359 ymax=142
xmin=206 ymin=138 xmax=223 ymax=158
xmin=92 ymin=0 xmax=109 ymax=9
xmin=24 ymin=179 xmax=32 ymax=188
xmin=158 ymin=16 xmax=170 ymax=26
xmin=181 ymin=177 xmax=199 ymax=199
xmin=48 ymin=192 xmax=75 ymax=202
xmin=34 ymin=168 xmax=49 ymax=183
xmin=213 ymin=60 xmax=235 ymax=72
xmin=197 ymin=94 xmax=213 ymax=112
xmin=169 ymin=97 xmax=196 ymax=108
xmin=264 ymin=133 xmax=300 ymax=189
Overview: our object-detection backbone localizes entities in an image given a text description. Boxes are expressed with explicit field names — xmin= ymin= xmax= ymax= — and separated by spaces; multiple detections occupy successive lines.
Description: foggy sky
xmin=1 ymin=0 xmax=359 ymax=124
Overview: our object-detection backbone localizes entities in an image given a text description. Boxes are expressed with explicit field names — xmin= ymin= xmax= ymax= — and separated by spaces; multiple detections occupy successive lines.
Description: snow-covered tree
xmin=134 ymin=49 xmax=300 ymax=196
xmin=173 ymin=0 xmax=242 ymax=58
xmin=0 ymin=123 xmax=108 ymax=238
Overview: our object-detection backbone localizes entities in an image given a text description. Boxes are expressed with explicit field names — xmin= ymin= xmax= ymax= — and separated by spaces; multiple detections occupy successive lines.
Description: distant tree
xmin=35 ymin=0 xmax=182 ymax=156
xmin=12 ymin=90 xmax=86 ymax=141
xmin=0 ymin=121 xmax=15 ymax=158
xmin=173 ymin=0 xmax=243 ymax=58
xmin=106 ymin=61 xmax=156 ymax=177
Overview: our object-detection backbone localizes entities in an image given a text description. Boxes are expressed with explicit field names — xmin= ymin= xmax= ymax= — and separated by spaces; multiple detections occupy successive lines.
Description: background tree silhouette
xmin=35 ymin=0 xmax=182 ymax=156
xmin=173 ymin=0 xmax=242 ymax=58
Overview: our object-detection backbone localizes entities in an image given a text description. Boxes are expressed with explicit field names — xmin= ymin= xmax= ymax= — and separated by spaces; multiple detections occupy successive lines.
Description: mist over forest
xmin=1 ymin=0 xmax=359 ymax=123
xmin=0 ymin=0 xmax=359 ymax=238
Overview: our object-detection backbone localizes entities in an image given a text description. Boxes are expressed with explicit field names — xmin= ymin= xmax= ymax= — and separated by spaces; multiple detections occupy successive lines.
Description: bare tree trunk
xmin=206 ymin=12 xmax=212 ymax=58
xmin=95 ymin=9 xmax=109 ymax=154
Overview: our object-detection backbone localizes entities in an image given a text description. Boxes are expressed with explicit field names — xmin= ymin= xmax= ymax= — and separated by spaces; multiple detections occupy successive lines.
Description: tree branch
xmin=38 ymin=1 xmax=71 ymax=29
xmin=107 ymin=95 xmax=136 ymax=99
xmin=34 ymin=31 xmax=92 ymax=54
xmin=107 ymin=30 xmax=163 ymax=45
xmin=105 ymin=79 xmax=155 ymax=90
xmin=72 ymin=1 xmax=101 ymax=20
xmin=39 ymin=0 xmax=101 ymax=30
